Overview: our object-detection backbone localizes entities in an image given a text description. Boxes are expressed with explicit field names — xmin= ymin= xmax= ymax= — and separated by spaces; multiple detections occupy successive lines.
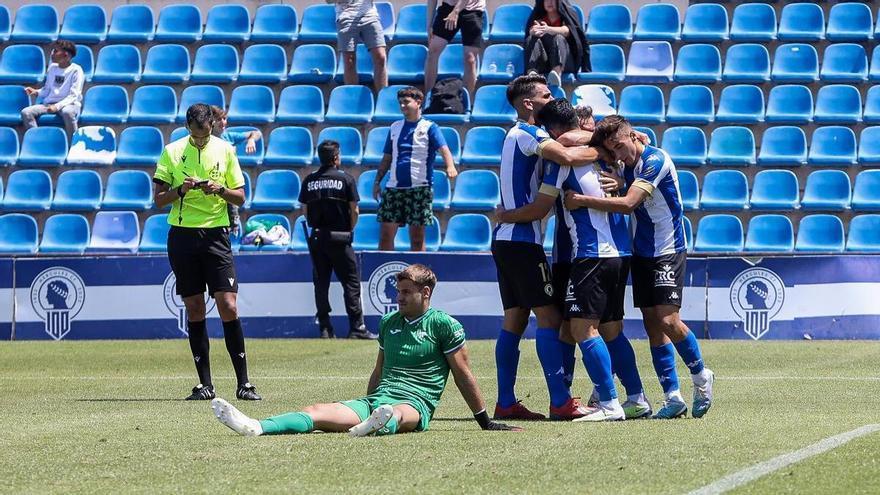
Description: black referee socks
xmin=187 ymin=319 xmax=212 ymax=387
xmin=223 ymin=318 xmax=250 ymax=386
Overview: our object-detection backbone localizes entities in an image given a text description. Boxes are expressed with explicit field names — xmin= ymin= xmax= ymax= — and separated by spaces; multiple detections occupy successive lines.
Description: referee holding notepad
xmin=152 ymin=103 xmax=260 ymax=402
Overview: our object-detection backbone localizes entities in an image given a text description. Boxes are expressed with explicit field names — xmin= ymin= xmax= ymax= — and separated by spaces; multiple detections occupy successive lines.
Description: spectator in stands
xmin=425 ymin=0 xmax=486 ymax=98
xmin=373 ymin=87 xmax=458 ymax=251
xmin=524 ymin=0 xmax=590 ymax=87
xmin=20 ymin=40 xmax=84 ymax=137
xmin=330 ymin=0 xmax=388 ymax=92
xmin=210 ymin=105 xmax=262 ymax=239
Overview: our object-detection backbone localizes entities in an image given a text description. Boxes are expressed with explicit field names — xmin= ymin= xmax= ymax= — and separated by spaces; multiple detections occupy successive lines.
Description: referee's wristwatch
xmin=215 ymin=186 xmax=226 ymax=196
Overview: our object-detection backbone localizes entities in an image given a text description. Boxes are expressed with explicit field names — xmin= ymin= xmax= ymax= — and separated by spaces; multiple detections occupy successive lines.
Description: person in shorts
xmin=332 ymin=0 xmax=388 ymax=91
xmin=425 ymin=0 xmax=486 ymax=97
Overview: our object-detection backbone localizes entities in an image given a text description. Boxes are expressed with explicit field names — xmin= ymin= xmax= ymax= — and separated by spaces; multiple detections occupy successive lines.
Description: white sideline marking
xmin=687 ymin=424 xmax=880 ymax=495
xmin=11 ymin=375 xmax=880 ymax=381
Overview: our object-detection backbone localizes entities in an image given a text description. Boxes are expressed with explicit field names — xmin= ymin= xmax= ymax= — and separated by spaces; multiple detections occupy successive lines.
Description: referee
xmin=299 ymin=140 xmax=376 ymax=340
xmin=152 ymin=103 xmax=260 ymax=401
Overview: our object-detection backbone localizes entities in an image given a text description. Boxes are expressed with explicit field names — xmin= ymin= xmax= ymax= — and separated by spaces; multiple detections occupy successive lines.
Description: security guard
xmin=152 ymin=103 xmax=261 ymax=401
xmin=299 ymin=140 xmax=376 ymax=340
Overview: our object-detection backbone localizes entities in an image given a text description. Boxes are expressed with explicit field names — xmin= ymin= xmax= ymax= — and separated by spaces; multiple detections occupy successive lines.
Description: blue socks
xmin=578 ymin=337 xmax=617 ymax=401
xmin=536 ymin=327 xmax=571 ymax=408
xmin=650 ymin=343 xmax=680 ymax=394
xmin=605 ymin=332 xmax=644 ymax=397
xmin=495 ymin=329 xmax=521 ymax=408
xmin=673 ymin=331 xmax=705 ymax=375
xmin=560 ymin=341 xmax=576 ymax=389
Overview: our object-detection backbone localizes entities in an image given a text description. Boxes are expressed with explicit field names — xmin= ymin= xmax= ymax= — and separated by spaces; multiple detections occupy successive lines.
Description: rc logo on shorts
xmin=729 ymin=267 xmax=785 ymax=341
xmin=163 ymin=272 xmax=217 ymax=336
xmin=29 ymin=267 xmax=86 ymax=340
xmin=654 ymin=263 xmax=677 ymax=287
xmin=368 ymin=262 xmax=409 ymax=313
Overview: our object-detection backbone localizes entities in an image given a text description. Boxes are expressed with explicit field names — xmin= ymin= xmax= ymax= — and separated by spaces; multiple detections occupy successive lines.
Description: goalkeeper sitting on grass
xmin=212 ymin=264 xmax=521 ymax=437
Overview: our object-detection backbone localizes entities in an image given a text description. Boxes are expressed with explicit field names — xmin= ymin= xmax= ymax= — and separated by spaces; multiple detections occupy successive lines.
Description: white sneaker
xmin=572 ymin=402 xmax=625 ymax=422
xmin=348 ymin=404 xmax=394 ymax=437
xmin=211 ymin=398 xmax=262 ymax=436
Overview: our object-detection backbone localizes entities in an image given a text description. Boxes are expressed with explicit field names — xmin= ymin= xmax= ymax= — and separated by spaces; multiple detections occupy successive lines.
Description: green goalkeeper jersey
xmin=376 ymin=308 xmax=466 ymax=415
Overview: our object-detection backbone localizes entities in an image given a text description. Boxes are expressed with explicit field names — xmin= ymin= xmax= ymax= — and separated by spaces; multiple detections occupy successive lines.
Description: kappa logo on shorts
xmin=29 ymin=267 xmax=86 ymax=341
xmin=368 ymin=262 xmax=409 ymax=313
xmin=654 ymin=263 xmax=677 ymax=288
xmin=729 ymin=267 xmax=785 ymax=341
xmin=162 ymin=272 xmax=217 ymax=336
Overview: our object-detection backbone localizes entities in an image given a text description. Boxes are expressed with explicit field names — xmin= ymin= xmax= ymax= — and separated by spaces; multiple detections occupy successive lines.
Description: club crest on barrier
xmin=368 ymin=262 xmax=409 ymax=313
xmin=729 ymin=267 xmax=785 ymax=340
xmin=163 ymin=272 xmax=216 ymax=336
xmin=29 ymin=267 xmax=86 ymax=340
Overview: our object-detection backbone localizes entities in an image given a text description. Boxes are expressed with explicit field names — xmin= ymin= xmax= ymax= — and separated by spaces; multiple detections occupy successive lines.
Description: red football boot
xmin=549 ymin=397 xmax=590 ymax=420
xmin=494 ymin=401 xmax=546 ymax=420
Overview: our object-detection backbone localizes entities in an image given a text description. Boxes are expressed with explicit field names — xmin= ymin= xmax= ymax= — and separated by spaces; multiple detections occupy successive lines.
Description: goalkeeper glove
xmin=474 ymin=410 xmax=523 ymax=431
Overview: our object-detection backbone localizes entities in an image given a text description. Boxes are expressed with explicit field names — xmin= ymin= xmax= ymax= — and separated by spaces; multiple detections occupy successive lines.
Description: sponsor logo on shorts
xmin=29 ymin=267 xmax=86 ymax=341
xmin=163 ymin=272 xmax=216 ymax=336
xmin=729 ymin=267 xmax=785 ymax=341
xmin=368 ymin=262 xmax=409 ymax=313
xmin=654 ymin=263 xmax=677 ymax=288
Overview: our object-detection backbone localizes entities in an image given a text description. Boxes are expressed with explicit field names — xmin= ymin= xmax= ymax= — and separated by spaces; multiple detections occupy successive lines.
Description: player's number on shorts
xmin=538 ymin=262 xmax=551 ymax=284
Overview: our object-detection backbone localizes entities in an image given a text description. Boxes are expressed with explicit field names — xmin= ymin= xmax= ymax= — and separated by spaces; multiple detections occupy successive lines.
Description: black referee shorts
xmin=168 ymin=226 xmax=238 ymax=298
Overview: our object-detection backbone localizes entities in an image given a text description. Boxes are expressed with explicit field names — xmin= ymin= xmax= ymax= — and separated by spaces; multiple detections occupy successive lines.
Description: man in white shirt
xmin=21 ymin=40 xmax=84 ymax=137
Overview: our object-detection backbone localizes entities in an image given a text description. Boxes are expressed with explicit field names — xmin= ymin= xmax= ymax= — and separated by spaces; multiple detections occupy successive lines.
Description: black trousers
xmin=307 ymin=234 xmax=364 ymax=332
xmin=525 ymin=33 xmax=574 ymax=74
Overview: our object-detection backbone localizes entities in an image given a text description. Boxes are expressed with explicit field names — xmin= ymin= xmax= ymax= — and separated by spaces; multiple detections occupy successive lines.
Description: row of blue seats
xmin=680 ymin=169 xmax=880 ymax=211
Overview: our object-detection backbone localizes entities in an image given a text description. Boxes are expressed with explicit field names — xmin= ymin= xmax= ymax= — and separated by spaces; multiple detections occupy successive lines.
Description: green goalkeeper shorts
xmin=339 ymin=391 xmax=432 ymax=432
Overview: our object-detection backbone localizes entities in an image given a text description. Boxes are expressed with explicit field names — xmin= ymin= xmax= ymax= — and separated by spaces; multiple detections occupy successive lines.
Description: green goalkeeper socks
xmin=375 ymin=416 xmax=399 ymax=436
xmin=259 ymin=412 xmax=314 ymax=435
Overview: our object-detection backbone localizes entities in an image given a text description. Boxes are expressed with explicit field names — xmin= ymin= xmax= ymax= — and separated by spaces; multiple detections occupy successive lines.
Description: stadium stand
xmin=750 ymin=170 xmax=800 ymax=210
xmin=716 ymin=84 xmax=764 ymax=123
xmin=107 ymin=5 xmax=154 ymax=43
xmin=440 ymin=214 xmax=492 ymax=252
xmin=808 ymin=126 xmax=858 ymax=166
xmin=263 ymin=127 xmax=314 ymax=167
xmin=115 ymin=127 xmax=163 ymax=167
xmin=827 ymin=2 xmax=873 ymax=41
xmin=276 ymin=85 xmax=325 ymax=124
xmin=203 ymin=4 xmax=251 ymax=43
xmin=325 ymin=85 xmax=375 ymax=124
xmin=432 ymin=171 xmax=452 ymax=210
xmin=796 ymin=214 xmax=846 ymax=252
xmin=3 ymin=169 xmax=52 ymax=210
xmin=298 ymin=4 xmax=336 ymax=43
xmin=722 ymin=43 xmax=770 ymax=83
xmin=335 ymin=44 xmax=374 ymax=85
xmin=79 ymin=85 xmax=129 ymax=125
xmin=744 ymin=215 xmax=795 ymax=253
xmin=227 ymin=85 xmax=275 ymax=124
xmin=662 ymin=126 xmax=707 ymax=167
xmin=765 ymin=85 xmax=814 ymax=124
xmin=677 ymin=170 xmax=699 ymax=211
xmin=18 ymin=128 xmax=67 ymax=167
xmin=681 ymin=3 xmax=728 ymax=42
xmin=288 ymin=44 xmax=337 ymax=83
xmin=139 ymin=214 xmax=170 ymax=253
xmin=450 ymin=170 xmax=500 ymax=211
xmin=73 ymin=44 xmax=94 ymax=82
xmin=847 ymin=215 xmax=880 ymax=252
xmin=814 ymin=84 xmax=862 ymax=124
xmin=250 ymin=4 xmax=297 ymax=43
xmin=852 ymin=171 xmax=880 ymax=211
xmin=0 ymin=86 xmax=28 ymax=125
xmin=394 ymin=217 xmax=441 ymax=251
xmin=0 ymin=213 xmax=38 ymax=254
xmin=361 ymin=127 xmax=390 ymax=167
xmin=707 ymin=126 xmax=756 ymax=166
xmin=577 ymin=44 xmax=625 ymax=83
xmin=625 ymin=41 xmax=674 ymax=82
xmin=141 ymin=44 xmax=190 ymax=84
xmin=729 ymin=3 xmax=776 ymax=42
xmin=315 ymin=127 xmax=362 ymax=166
xmin=471 ymin=85 xmax=516 ymax=125
xmin=0 ymin=126 xmax=18 ymax=166
xmin=39 ymin=213 xmax=90 ymax=254
xmin=394 ymin=4 xmax=427 ymax=43
xmin=778 ymin=3 xmax=825 ymax=42
xmin=0 ymin=44 xmax=46 ymax=84
xmin=489 ymin=5 xmax=533 ymax=43
xmin=634 ymin=4 xmax=680 ymax=42
xmin=674 ymin=44 xmax=722 ymax=83
xmin=801 ymin=170 xmax=852 ymax=210
xmin=821 ymin=43 xmax=869 ymax=82
xmin=190 ymin=44 xmax=239 ymax=83
xmin=60 ymin=5 xmax=107 ymax=44
xmin=128 ymin=86 xmax=178 ymax=124
xmin=87 ymin=211 xmax=140 ymax=254
xmin=154 ymin=4 xmax=201 ymax=43
xmin=251 ymin=170 xmax=301 ymax=211
xmin=93 ymin=45 xmax=142 ymax=84
xmin=461 ymin=127 xmax=505 ymax=167
xmin=618 ymin=85 xmax=665 ymax=124
xmin=0 ymin=6 xmax=9 ymax=43
xmin=694 ymin=214 xmax=744 ymax=253
xmin=52 ymin=170 xmax=102 ymax=211
xmin=10 ymin=4 xmax=58 ymax=43
xmin=665 ymin=85 xmax=714 ymax=124
xmin=699 ymin=170 xmax=749 ymax=210
xmin=102 ymin=170 xmax=154 ymax=211
xmin=239 ymin=44 xmax=288 ymax=84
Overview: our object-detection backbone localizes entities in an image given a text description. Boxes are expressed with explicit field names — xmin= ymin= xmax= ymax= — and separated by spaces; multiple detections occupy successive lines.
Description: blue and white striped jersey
xmin=541 ymin=161 xmax=631 ymax=259
xmin=552 ymin=196 xmax=573 ymax=264
xmin=384 ymin=118 xmax=446 ymax=189
xmin=624 ymin=145 xmax=687 ymax=257
xmin=493 ymin=121 xmax=550 ymax=244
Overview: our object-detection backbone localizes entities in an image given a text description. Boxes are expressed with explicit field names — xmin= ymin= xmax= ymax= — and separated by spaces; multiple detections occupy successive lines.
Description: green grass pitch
xmin=2 ymin=339 xmax=879 ymax=494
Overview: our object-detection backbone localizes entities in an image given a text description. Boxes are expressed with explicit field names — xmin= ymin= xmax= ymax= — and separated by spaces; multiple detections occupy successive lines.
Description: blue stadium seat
xmin=814 ymin=84 xmax=862 ymax=124
xmin=440 ymin=127 xmax=461 ymax=164
xmin=154 ymin=4 xmax=201 ymax=42
xmin=821 ymin=43 xmax=868 ymax=82
xmin=437 ymin=43 xmax=465 ymax=80
xmin=52 ymin=170 xmax=102 ymax=211
xmin=61 ymin=5 xmax=107 ymax=43
xmin=625 ymin=41 xmax=674 ymax=83
xmin=461 ymin=127 xmax=505 ymax=166
xmin=394 ymin=4 xmax=427 ymax=43
xmin=751 ymin=169 xmax=800 ymax=210
xmin=73 ymin=44 xmax=94 ymax=82
xmin=0 ymin=86 xmax=29 ymax=125
xmin=353 ymin=214 xmax=380 ymax=250
xmin=424 ymin=87 xmax=471 ymax=125
xmin=765 ymin=85 xmax=814 ymax=124
xmin=707 ymin=127 xmax=756 ymax=166
xmin=682 ymin=3 xmax=728 ymax=42
xmin=0 ymin=6 xmax=10 ymax=43
xmin=289 ymin=216 xmax=309 ymax=252
xmin=722 ymin=43 xmax=770 ymax=83
xmin=66 ymin=126 xmax=116 ymax=167
xmin=115 ymin=126 xmax=163 ymax=167
xmin=11 ymin=4 xmax=58 ymax=43
xmin=316 ymin=127 xmax=363 ymax=166
xmin=3 ymin=169 xmax=52 ymax=210
xmin=852 ymin=170 xmax=880 ymax=211
xmin=489 ymin=4 xmax=533 ymax=42
xmin=263 ymin=127 xmax=313 ymax=167
xmin=801 ymin=170 xmax=852 ymax=210
xmin=796 ymin=215 xmax=845 ymax=252
xmin=128 ymin=86 xmax=177 ymax=124
xmin=450 ymin=170 xmax=500 ymax=211
xmin=827 ymin=2 xmax=873 ymax=41
xmin=700 ymin=170 xmax=749 ymax=210
xmin=227 ymin=85 xmax=275 ymax=124
xmin=677 ymin=170 xmax=699 ymax=210
xmin=864 ymin=86 xmax=880 ymax=124
xmin=694 ymin=214 xmax=744 ymax=252
xmin=107 ymin=5 xmax=154 ymax=43
xmin=634 ymin=126 xmax=657 ymax=146
xmin=139 ymin=214 xmax=170 ymax=252
xmin=325 ymin=85 xmax=375 ymax=124
xmin=362 ymin=127 xmax=390 ymax=167
xmin=357 ymin=170 xmax=383 ymax=210
xmin=662 ymin=126 xmax=707 ymax=167
xmin=251 ymin=4 xmax=297 ymax=43
xmin=0 ymin=214 xmax=38 ymax=254
xmin=239 ymin=214 xmax=291 ymax=251
xmin=226 ymin=126 xmax=264 ymax=167
xmin=666 ymin=85 xmax=714 ymax=124
xmin=92 ymin=44 xmax=141 ymax=83
xmin=191 ymin=45 xmax=240 ymax=83
xmin=0 ymin=127 xmax=18 ymax=166
xmin=298 ymin=4 xmax=336 ymax=43
xmin=634 ymin=4 xmax=680 ymax=41
xmin=586 ymin=5 xmax=632 ymax=41
xmin=87 ymin=211 xmax=140 ymax=253
xmin=716 ymin=85 xmax=764 ymax=124
xmin=0 ymin=45 xmax=46 ymax=84
xmin=809 ymin=127 xmax=858 ymax=167
xmin=674 ymin=44 xmax=721 ymax=83
xmin=251 ymin=170 xmax=301 ymax=210
xmin=440 ymin=214 xmax=492 ymax=252
xmin=276 ymin=85 xmax=324 ymax=124
xmin=394 ymin=216 xmax=440 ymax=251
xmin=683 ymin=215 xmax=693 ymax=252
xmin=39 ymin=214 xmax=90 ymax=254
xmin=846 ymin=215 xmax=880 ymax=251
xmin=176 ymin=85 xmax=224 ymax=123
xmin=18 ymin=127 xmax=67 ymax=167
xmin=376 ymin=2 xmax=395 ymax=41
xmin=577 ymin=44 xmax=625 ymax=82
xmin=778 ymin=4 xmax=825 ymax=41
xmin=479 ymin=44 xmax=524 ymax=83
xmin=102 ymin=170 xmax=153 ymax=210
xmin=288 ymin=44 xmax=336 ymax=83
xmin=617 ymin=85 xmax=665 ymax=124
xmin=334 ymin=44 xmax=374 ymax=84
xmin=571 ymin=84 xmax=617 ymax=119
xmin=241 ymin=171 xmax=252 ymax=209
xmin=745 ymin=215 xmax=794 ymax=252
xmin=169 ymin=127 xmax=188 ymax=142
xmin=238 ymin=44 xmax=287 ymax=84
xmin=79 ymin=85 xmax=129 ymax=124
xmin=730 ymin=3 xmax=776 ymax=42
xmin=859 ymin=126 xmax=880 ymax=165
xmin=758 ymin=127 xmax=808 ymax=167
xmin=432 ymin=170 xmax=451 ymax=210
xmin=471 ymin=85 xmax=516 ymax=124
xmin=772 ymin=44 xmax=819 ymax=82
xmin=141 ymin=44 xmax=190 ymax=83
xmin=203 ymin=4 xmax=251 ymax=43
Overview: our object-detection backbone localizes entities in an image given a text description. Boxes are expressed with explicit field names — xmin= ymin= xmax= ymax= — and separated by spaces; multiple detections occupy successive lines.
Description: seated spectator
xmin=21 ymin=40 xmax=84 ymax=137
xmin=330 ymin=0 xmax=388 ymax=92
xmin=211 ymin=105 xmax=262 ymax=239
xmin=524 ymin=0 xmax=590 ymax=87
xmin=425 ymin=0 xmax=486 ymax=98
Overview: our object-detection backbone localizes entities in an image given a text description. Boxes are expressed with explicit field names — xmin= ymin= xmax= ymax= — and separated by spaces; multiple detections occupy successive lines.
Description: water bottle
xmin=488 ymin=61 xmax=497 ymax=73
xmin=505 ymin=61 xmax=515 ymax=76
